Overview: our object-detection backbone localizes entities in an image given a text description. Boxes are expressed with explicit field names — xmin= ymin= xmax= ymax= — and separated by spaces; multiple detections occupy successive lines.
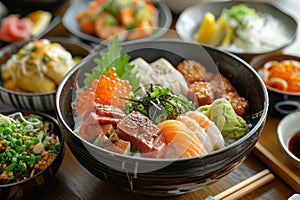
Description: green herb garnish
xmin=83 ymin=37 xmax=140 ymax=90
xmin=123 ymin=85 xmax=195 ymax=124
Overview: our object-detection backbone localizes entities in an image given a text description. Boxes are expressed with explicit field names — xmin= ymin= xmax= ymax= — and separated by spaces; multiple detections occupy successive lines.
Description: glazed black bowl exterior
xmin=0 ymin=111 xmax=65 ymax=200
xmin=250 ymin=54 xmax=300 ymax=118
xmin=0 ymin=37 xmax=92 ymax=112
xmin=176 ymin=0 xmax=297 ymax=62
xmin=55 ymin=40 xmax=268 ymax=196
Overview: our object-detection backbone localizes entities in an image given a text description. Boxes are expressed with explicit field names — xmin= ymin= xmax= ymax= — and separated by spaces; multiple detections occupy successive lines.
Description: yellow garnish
xmin=26 ymin=10 xmax=52 ymax=36
xmin=0 ymin=116 xmax=11 ymax=125
xmin=195 ymin=12 xmax=216 ymax=43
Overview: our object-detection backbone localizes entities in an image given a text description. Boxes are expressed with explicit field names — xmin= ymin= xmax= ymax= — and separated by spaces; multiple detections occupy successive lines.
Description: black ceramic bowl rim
xmin=176 ymin=0 xmax=298 ymax=56
xmin=0 ymin=37 xmax=93 ymax=97
xmin=62 ymin=0 xmax=173 ymax=45
xmin=0 ymin=111 xmax=65 ymax=189
xmin=56 ymin=39 xmax=269 ymax=163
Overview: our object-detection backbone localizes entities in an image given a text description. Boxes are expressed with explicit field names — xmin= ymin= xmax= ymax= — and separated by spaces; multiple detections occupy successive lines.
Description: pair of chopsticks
xmin=206 ymin=169 xmax=275 ymax=200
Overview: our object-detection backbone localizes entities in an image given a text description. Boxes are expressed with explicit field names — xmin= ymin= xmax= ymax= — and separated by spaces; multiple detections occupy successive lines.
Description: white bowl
xmin=277 ymin=111 xmax=300 ymax=169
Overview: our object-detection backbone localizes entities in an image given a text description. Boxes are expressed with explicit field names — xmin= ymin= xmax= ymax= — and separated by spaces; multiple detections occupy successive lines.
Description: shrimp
xmin=157 ymin=120 xmax=208 ymax=158
xmin=184 ymin=111 xmax=225 ymax=150
xmin=94 ymin=13 xmax=128 ymax=41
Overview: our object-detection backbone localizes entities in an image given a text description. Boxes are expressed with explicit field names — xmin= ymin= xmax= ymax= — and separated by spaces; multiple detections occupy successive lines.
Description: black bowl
xmin=55 ymin=39 xmax=268 ymax=196
xmin=250 ymin=53 xmax=300 ymax=118
xmin=0 ymin=110 xmax=65 ymax=200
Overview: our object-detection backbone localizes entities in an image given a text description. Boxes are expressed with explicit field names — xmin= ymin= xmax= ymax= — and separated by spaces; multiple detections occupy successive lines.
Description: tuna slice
xmin=117 ymin=111 xmax=161 ymax=153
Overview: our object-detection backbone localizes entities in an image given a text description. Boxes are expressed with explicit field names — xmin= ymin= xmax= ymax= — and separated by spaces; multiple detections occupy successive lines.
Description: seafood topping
xmin=78 ymin=122 xmax=114 ymax=142
xmin=93 ymin=103 xmax=126 ymax=119
xmin=73 ymin=38 xmax=250 ymax=158
xmin=83 ymin=104 xmax=126 ymax=127
xmin=117 ymin=111 xmax=161 ymax=153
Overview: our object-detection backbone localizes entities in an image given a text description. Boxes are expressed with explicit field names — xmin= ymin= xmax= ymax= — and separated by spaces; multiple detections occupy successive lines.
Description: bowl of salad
xmin=55 ymin=38 xmax=268 ymax=196
xmin=176 ymin=1 xmax=297 ymax=62
xmin=250 ymin=53 xmax=300 ymax=118
xmin=0 ymin=37 xmax=92 ymax=112
xmin=0 ymin=111 xmax=64 ymax=199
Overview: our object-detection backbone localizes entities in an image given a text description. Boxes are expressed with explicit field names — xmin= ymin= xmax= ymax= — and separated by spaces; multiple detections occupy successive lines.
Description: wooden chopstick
xmin=212 ymin=169 xmax=275 ymax=200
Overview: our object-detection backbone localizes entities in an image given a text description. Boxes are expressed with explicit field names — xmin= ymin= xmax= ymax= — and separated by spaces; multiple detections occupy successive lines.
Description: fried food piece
xmin=177 ymin=60 xmax=207 ymax=84
xmin=226 ymin=91 xmax=249 ymax=116
xmin=188 ymin=81 xmax=214 ymax=106
xmin=210 ymin=74 xmax=236 ymax=98
xmin=15 ymin=72 xmax=56 ymax=93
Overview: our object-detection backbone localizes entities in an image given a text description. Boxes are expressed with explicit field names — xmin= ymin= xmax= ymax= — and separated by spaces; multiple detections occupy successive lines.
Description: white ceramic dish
xmin=277 ymin=111 xmax=300 ymax=169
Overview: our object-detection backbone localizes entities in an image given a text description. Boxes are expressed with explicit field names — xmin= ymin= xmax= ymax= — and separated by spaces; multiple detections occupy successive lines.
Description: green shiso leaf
xmin=83 ymin=37 xmax=140 ymax=90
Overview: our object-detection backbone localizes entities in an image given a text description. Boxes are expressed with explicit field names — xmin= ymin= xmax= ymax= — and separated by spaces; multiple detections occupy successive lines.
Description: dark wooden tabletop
xmin=0 ymin=0 xmax=299 ymax=199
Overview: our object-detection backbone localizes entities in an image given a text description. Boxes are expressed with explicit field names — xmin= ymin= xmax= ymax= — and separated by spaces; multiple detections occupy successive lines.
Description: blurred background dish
xmin=0 ymin=36 xmax=92 ymax=112
xmin=56 ymin=39 xmax=268 ymax=196
xmin=0 ymin=0 xmax=69 ymax=13
xmin=250 ymin=53 xmax=300 ymax=118
xmin=62 ymin=0 xmax=172 ymax=45
xmin=163 ymin=0 xmax=221 ymax=15
xmin=0 ymin=11 xmax=59 ymax=48
xmin=176 ymin=1 xmax=297 ymax=62
xmin=277 ymin=111 xmax=300 ymax=169
xmin=0 ymin=110 xmax=65 ymax=200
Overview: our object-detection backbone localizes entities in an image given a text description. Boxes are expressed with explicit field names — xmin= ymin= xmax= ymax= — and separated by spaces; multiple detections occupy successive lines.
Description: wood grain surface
xmin=0 ymin=0 xmax=299 ymax=199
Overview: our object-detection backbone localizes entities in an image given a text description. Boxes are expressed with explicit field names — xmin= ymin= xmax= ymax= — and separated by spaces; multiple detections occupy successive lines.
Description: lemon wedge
xmin=195 ymin=12 xmax=216 ymax=43
xmin=219 ymin=18 xmax=233 ymax=46
xmin=208 ymin=17 xmax=232 ymax=47
xmin=26 ymin=10 xmax=52 ymax=36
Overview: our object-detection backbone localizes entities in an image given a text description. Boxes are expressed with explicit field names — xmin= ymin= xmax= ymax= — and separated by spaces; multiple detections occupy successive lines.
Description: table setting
xmin=0 ymin=0 xmax=299 ymax=199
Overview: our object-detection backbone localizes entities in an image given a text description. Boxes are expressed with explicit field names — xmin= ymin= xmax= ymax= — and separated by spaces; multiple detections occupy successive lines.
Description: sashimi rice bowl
xmin=56 ymin=38 xmax=268 ymax=195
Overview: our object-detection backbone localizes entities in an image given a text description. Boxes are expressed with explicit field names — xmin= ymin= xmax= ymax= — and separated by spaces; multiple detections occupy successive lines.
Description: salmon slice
xmin=157 ymin=120 xmax=208 ymax=158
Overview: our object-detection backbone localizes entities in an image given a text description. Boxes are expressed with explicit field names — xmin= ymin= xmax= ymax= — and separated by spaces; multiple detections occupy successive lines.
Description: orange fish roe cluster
xmin=75 ymin=79 xmax=99 ymax=114
xmin=95 ymin=67 xmax=132 ymax=109
xmin=260 ymin=60 xmax=300 ymax=92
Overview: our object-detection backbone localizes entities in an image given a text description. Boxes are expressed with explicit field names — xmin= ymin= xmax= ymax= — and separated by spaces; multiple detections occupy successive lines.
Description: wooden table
xmin=0 ymin=0 xmax=299 ymax=199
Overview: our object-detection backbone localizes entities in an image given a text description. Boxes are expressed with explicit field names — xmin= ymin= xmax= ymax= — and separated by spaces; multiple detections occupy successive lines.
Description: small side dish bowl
xmin=277 ymin=111 xmax=300 ymax=169
xmin=176 ymin=1 xmax=297 ymax=62
xmin=0 ymin=110 xmax=65 ymax=199
xmin=56 ymin=39 xmax=268 ymax=196
xmin=62 ymin=0 xmax=172 ymax=45
xmin=0 ymin=37 xmax=92 ymax=112
xmin=250 ymin=53 xmax=300 ymax=118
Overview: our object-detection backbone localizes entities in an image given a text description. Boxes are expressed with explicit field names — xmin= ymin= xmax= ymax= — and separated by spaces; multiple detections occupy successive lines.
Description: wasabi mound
xmin=197 ymin=99 xmax=248 ymax=139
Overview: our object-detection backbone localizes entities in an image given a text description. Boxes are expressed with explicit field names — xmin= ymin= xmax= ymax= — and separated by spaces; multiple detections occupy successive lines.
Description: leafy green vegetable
xmin=123 ymin=85 xmax=195 ymax=124
xmin=83 ymin=37 xmax=140 ymax=90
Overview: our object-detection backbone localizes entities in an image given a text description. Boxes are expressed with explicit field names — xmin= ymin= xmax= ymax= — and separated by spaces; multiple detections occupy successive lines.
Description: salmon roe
xmin=259 ymin=60 xmax=300 ymax=92
xmin=75 ymin=79 xmax=99 ymax=114
xmin=94 ymin=67 xmax=132 ymax=109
